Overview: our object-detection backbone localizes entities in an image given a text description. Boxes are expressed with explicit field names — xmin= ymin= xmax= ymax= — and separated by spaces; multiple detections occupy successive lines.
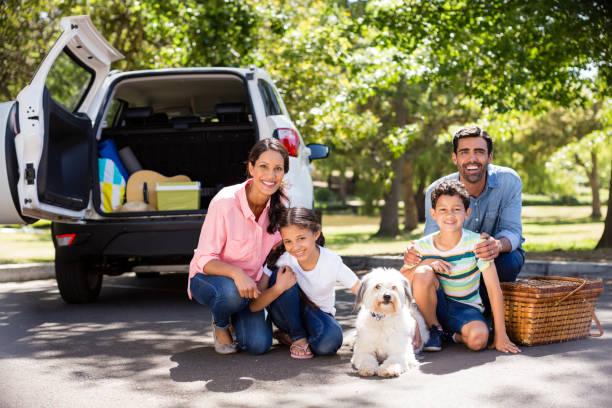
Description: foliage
xmin=368 ymin=0 xmax=612 ymax=111
xmin=0 ymin=0 xmax=259 ymax=101
xmin=2 ymin=0 xmax=611 ymax=243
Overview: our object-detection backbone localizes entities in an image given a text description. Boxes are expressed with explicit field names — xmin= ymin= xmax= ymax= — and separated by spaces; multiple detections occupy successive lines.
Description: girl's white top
xmin=264 ymin=246 xmax=358 ymax=315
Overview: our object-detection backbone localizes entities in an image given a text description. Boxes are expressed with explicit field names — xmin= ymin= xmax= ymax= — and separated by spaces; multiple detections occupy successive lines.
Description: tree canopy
xmin=1 ymin=0 xmax=610 ymax=246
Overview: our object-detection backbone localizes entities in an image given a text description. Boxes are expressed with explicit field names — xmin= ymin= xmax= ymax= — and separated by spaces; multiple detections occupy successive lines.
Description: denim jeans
xmin=480 ymin=247 xmax=525 ymax=313
xmin=189 ymin=273 xmax=272 ymax=355
xmin=436 ymin=286 xmax=489 ymax=335
xmin=266 ymin=268 xmax=343 ymax=355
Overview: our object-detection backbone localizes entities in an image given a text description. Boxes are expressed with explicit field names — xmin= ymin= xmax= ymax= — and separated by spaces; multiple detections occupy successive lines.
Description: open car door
xmin=0 ymin=15 xmax=123 ymax=224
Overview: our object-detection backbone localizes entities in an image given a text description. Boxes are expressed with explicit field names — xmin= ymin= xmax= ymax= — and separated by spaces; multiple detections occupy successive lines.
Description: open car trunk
xmin=95 ymin=73 xmax=257 ymax=216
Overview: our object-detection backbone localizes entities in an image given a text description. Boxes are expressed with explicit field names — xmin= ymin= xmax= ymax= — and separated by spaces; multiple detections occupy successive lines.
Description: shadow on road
xmin=170 ymin=345 xmax=347 ymax=392
xmin=1 ymin=273 xmax=610 ymax=399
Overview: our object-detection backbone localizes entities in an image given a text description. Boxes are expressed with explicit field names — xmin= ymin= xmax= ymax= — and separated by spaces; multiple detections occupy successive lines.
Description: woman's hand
xmin=232 ymin=269 xmax=261 ymax=299
xmin=274 ymin=266 xmax=297 ymax=292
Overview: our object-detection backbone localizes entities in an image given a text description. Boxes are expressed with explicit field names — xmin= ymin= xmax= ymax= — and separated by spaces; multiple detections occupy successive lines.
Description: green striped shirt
xmin=413 ymin=229 xmax=491 ymax=311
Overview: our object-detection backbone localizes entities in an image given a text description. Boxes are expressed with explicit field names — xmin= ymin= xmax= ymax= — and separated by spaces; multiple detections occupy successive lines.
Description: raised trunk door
xmin=13 ymin=15 xmax=123 ymax=222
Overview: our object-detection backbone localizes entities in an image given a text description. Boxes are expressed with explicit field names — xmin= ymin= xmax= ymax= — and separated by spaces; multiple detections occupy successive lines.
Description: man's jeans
xmin=480 ymin=248 xmax=525 ymax=313
xmin=190 ymin=274 xmax=272 ymax=355
xmin=267 ymin=268 xmax=343 ymax=355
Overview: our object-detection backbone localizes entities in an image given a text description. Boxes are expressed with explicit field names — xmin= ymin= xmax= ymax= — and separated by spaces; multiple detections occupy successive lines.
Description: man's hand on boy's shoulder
xmin=474 ymin=233 xmax=503 ymax=261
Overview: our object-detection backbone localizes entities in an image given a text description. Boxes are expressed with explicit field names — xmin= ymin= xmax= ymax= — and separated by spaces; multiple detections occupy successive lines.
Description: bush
xmin=314 ymin=187 xmax=339 ymax=203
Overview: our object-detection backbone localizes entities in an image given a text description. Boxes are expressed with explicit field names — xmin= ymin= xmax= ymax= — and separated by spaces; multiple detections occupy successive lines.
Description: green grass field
xmin=0 ymin=205 xmax=607 ymax=263
xmin=0 ymin=227 xmax=55 ymax=264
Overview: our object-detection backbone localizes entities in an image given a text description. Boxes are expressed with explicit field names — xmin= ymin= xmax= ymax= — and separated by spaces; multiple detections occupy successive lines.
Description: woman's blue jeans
xmin=266 ymin=268 xmax=343 ymax=355
xmin=190 ymin=273 xmax=272 ymax=355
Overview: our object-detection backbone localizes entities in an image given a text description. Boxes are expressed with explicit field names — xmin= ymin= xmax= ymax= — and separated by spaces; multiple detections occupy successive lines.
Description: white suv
xmin=0 ymin=15 xmax=329 ymax=302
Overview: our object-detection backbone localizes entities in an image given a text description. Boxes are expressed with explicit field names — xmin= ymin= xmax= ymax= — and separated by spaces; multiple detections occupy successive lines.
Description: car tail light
xmin=56 ymin=233 xmax=76 ymax=246
xmin=274 ymin=128 xmax=299 ymax=157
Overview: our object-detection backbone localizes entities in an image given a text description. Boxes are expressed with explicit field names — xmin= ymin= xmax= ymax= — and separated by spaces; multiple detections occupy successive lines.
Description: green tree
xmin=370 ymin=0 xmax=612 ymax=245
xmin=0 ymin=0 xmax=259 ymax=101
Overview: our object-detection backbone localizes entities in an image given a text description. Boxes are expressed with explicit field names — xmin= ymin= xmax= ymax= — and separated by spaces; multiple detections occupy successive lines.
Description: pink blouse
xmin=188 ymin=179 xmax=281 ymax=298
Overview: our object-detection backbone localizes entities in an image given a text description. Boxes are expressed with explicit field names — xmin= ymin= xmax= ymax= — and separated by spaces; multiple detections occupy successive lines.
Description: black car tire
xmin=55 ymin=260 xmax=103 ymax=303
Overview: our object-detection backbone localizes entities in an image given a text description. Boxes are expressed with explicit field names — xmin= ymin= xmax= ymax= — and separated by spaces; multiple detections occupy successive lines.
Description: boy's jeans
xmin=189 ymin=274 xmax=272 ymax=355
xmin=267 ymin=268 xmax=343 ymax=355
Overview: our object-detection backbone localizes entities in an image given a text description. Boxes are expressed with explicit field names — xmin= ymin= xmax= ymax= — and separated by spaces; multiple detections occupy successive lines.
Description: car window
xmin=104 ymin=99 xmax=122 ymax=128
xmin=258 ymin=79 xmax=282 ymax=116
xmin=269 ymin=84 xmax=288 ymax=115
xmin=44 ymin=48 xmax=94 ymax=112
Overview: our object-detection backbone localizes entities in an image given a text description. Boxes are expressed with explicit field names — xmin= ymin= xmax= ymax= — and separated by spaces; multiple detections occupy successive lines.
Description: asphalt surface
xmin=1 ymin=272 xmax=611 ymax=408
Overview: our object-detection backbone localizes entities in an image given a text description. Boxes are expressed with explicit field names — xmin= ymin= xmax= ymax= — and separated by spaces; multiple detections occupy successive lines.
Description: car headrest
xmin=124 ymin=107 xmax=153 ymax=119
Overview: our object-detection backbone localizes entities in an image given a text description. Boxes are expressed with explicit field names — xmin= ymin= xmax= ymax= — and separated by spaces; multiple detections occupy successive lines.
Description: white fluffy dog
xmin=351 ymin=267 xmax=429 ymax=377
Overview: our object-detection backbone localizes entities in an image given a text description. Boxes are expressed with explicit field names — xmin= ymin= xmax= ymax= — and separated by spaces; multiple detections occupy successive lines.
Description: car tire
xmin=55 ymin=260 xmax=103 ymax=303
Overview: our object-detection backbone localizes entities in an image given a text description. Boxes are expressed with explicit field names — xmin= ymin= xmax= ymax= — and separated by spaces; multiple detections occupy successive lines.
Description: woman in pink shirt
xmin=188 ymin=139 xmax=296 ymax=355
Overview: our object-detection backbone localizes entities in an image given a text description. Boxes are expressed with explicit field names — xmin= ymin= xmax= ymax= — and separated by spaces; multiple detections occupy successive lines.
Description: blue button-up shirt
xmin=424 ymin=164 xmax=524 ymax=251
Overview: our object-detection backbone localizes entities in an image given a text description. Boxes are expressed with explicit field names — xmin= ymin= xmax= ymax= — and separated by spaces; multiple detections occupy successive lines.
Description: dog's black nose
xmin=383 ymin=294 xmax=391 ymax=302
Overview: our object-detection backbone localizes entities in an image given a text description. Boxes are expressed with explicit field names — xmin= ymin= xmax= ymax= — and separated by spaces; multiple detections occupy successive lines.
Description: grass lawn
xmin=0 ymin=205 xmax=608 ymax=264
xmin=0 ymin=227 xmax=54 ymax=264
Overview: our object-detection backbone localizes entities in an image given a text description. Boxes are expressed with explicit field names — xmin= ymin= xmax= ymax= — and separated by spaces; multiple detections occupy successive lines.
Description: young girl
xmin=249 ymin=207 xmax=360 ymax=359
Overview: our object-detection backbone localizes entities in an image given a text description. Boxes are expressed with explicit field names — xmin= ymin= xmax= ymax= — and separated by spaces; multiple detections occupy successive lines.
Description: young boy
xmin=401 ymin=180 xmax=520 ymax=354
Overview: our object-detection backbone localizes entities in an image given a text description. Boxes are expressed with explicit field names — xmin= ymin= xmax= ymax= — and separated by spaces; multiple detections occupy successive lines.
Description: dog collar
xmin=370 ymin=312 xmax=386 ymax=320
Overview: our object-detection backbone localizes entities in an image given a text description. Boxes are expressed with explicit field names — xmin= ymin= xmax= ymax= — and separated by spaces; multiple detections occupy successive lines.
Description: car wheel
xmin=55 ymin=260 xmax=103 ymax=303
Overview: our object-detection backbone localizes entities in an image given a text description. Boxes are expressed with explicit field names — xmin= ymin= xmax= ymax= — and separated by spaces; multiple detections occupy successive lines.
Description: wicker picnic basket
xmin=500 ymin=276 xmax=604 ymax=346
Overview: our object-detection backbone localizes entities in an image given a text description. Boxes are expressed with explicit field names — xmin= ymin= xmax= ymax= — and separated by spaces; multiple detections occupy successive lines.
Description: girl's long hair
xmin=265 ymin=207 xmax=325 ymax=269
xmin=246 ymin=138 xmax=289 ymax=234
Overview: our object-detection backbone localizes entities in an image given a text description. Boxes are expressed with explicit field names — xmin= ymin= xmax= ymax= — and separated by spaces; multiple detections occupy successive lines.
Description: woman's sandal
xmin=290 ymin=342 xmax=313 ymax=359
xmin=212 ymin=321 xmax=238 ymax=355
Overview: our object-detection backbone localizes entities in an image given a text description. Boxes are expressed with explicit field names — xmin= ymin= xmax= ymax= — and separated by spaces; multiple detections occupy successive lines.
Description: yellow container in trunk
xmin=156 ymin=181 xmax=201 ymax=211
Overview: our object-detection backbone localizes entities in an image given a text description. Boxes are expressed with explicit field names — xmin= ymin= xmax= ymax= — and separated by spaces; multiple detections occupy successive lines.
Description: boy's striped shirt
xmin=411 ymin=229 xmax=491 ymax=311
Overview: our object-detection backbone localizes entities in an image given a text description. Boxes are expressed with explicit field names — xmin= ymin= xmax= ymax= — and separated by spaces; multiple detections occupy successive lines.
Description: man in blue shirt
xmin=405 ymin=126 xmax=524 ymax=305
xmin=404 ymin=125 xmax=524 ymax=350
xmin=406 ymin=125 xmax=525 ymax=281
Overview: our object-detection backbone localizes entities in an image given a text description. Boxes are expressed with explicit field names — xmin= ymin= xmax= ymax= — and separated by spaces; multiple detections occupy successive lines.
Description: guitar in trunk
xmin=126 ymin=170 xmax=191 ymax=209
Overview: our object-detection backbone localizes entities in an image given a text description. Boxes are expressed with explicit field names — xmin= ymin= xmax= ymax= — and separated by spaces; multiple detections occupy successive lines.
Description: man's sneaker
xmin=423 ymin=326 xmax=443 ymax=352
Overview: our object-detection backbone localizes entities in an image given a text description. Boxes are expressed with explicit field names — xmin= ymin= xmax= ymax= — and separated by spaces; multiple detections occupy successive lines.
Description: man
xmin=405 ymin=125 xmax=525 ymax=312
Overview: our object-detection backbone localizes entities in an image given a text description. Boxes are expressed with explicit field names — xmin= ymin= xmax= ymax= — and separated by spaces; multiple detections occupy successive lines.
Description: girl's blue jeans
xmin=189 ymin=273 xmax=272 ymax=355
xmin=266 ymin=268 xmax=343 ymax=355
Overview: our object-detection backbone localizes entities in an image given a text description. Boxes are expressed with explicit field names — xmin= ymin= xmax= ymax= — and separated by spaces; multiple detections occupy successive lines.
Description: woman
xmin=188 ymin=138 xmax=289 ymax=355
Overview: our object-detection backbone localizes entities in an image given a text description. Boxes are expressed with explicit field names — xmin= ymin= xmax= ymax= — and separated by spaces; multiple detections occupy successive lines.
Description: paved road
xmin=1 ymin=274 xmax=611 ymax=408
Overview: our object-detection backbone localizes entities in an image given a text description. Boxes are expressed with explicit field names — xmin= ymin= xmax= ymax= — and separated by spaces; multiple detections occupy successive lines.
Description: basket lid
xmin=501 ymin=276 xmax=604 ymax=296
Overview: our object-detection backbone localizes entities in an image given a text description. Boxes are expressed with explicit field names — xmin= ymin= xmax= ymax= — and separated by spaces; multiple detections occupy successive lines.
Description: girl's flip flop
xmin=290 ymin=343 xmax=313 ymax=359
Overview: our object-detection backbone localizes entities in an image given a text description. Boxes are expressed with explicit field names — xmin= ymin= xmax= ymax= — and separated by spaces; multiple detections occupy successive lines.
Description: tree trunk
xmin=338 ymin=171 xmax=347 ymax=205
xmin=596 ymin=165 xmax=612 ymax=249
xmin=415 ymin=179 xmax=426 ymax=222
xmin=402 ymin=157 xmax=419 ymax=231
xmin=588 ymin=151 xmax=601 ymax=219
xmin=376 ymin=156 xmax=404 ymax=237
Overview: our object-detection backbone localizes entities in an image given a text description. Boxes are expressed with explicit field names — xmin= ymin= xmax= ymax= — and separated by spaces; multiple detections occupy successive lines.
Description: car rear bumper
xmin=52 ymin=217 xmax=205 ymax=264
